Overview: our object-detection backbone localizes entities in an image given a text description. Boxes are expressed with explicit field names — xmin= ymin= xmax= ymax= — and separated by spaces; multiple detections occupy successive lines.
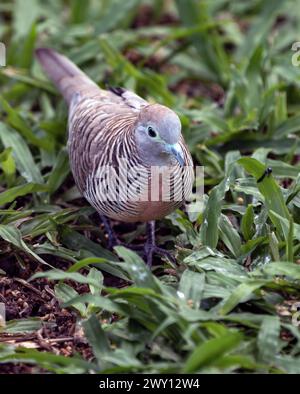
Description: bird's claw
xmin=144 ymin=244 xmax=176 ymax=267
xmin=101 ymin=216 xmax=176 ymax=266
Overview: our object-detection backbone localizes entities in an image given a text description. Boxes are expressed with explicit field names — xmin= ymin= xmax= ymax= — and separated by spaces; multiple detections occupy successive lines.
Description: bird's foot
xmin=100 ymin=215 xmax=122 ymax=249
xmin=100 ymin=215 xmax=143 ymax=251
xmin=143 ymin=221 xmax=176 ymax=267
xmin=144 ymin=244 xmax=176 ymax=267
xmin=100 ymin=217 xmax=176 ymax=266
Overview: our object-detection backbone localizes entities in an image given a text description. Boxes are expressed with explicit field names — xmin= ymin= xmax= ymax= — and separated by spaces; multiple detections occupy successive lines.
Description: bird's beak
xmin=168 ymin=143 xmax=184 ymax=167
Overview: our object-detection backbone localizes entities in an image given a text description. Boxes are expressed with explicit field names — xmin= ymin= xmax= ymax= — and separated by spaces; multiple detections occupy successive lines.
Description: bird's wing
xmin=68 ymin=97 xmax=139 ymax=193
xmin=108 ymin=86 xmax=148 ymax=111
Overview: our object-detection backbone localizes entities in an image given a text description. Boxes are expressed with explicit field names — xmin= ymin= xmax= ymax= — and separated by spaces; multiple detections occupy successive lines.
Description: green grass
xmin=1 ymin=0 xmax=300 ymax=373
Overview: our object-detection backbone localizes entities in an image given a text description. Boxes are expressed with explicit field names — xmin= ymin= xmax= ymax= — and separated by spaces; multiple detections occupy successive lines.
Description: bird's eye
xmin=147 ymin=126 xmax=157 ymax=138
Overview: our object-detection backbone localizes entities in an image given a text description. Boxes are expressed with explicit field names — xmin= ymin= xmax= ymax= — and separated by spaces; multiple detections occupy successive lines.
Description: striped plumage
xmin=36 ymin=48 xmax=194 ymax=223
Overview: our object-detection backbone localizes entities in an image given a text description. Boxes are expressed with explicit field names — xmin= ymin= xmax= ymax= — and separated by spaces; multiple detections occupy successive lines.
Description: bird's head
xmin=134 ymin=104 xmax=184 ymax=167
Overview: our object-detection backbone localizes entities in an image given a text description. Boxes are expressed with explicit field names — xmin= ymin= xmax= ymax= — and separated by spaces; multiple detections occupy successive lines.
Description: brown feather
xmin=36 ymin=48 xmax=194 ymax=222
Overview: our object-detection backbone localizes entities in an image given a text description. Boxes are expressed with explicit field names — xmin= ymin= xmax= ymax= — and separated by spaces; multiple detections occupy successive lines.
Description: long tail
xmin=35 ymin=48 xmax=99 ymax=105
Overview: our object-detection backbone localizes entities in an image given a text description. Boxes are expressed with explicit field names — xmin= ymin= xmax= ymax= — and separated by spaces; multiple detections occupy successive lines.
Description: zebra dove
xmin=36 ymin=48 xmax=194 ymax=265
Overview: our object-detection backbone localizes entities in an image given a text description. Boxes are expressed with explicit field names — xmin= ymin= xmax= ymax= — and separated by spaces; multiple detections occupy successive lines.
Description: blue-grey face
xmin=135 ymin=105 xmax=185 ymax=167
